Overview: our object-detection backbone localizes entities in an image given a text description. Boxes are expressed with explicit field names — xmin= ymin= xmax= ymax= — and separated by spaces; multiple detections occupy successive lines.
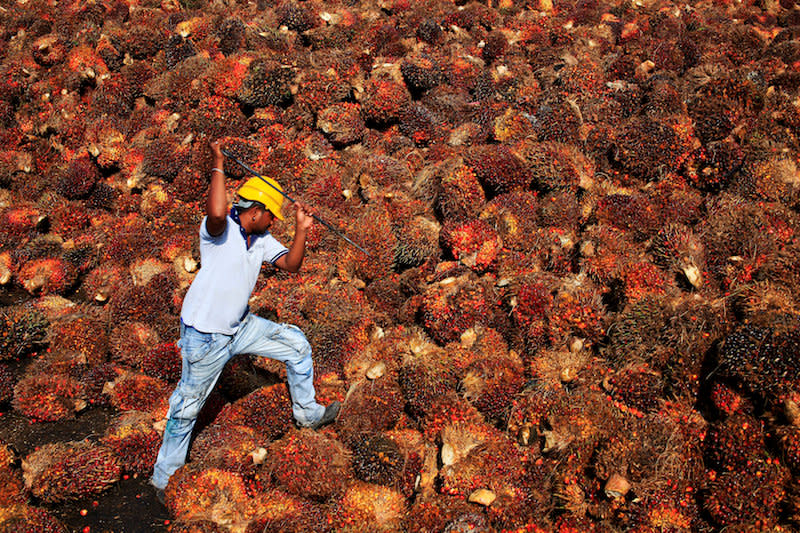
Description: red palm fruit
xmin=317 ymin=103 xmax=366 ymax=146
xmin=337 ymin=204 xmax=397 ymax=283
xmin=188 ymin=95 xmax=249 ymax=139
xmin=215 ymin=383 xmax=293 ymax=442
xmin=549 ymin=274 xmax=607 ymax=345
xmin=479 ymin=191 xmax=540 ymax=252
xmin=776 ymin=425 xmax=800 ymax=474
xmin=399 ymin=351 xmax=459 ymax=420
xmin=360 ymin=78 xmax=411 ymax=124
xmin=709 ymin=382 xmax=753 ymax=417
xmin=439 ymin=420 xmax=527 ymax=500
xmin=0 ymin=205 xmax=46 ymax=246
xmin=440 ymin=219 xmax=501 ymax=273
xmin=464 ymin=144 xmax=529 ymax=194
xmin=704 ymin=457 xmax=790 ymax=528
xmin=81 ymin=362 xmax=125 ymax=407
xmin=109 ymin=321 xmax=161 ymax=368
xmin=13 ymin=372 xmax=85 ymax=422
xmin=49 ymin=314 xmax=108 ymax=367
xmin=189 ymin=423 xmax=260 ymax=476
xmin=295 ymin=70 xmax=350 ymax=114
xmin=460 ymin=351 xmax=525 ymax=424
xmin=401 ymin=53 xmax=444 ymax=95
xmin=650 ymin=224 xmax=705 ymax=289
xmin=421 ymin=271 xmax=498 ymax=345
xmin=140 ymin=135 xmax=191 ymax=182
xmin=0 ymin=304 xmax=49 ymax=360
xmin=337 ymin=378 xmax=405 ymax=440
xmin=81 ymin=262 xmax=128 ymax=304
xmin=104 ymin=371 xmax=171 ymax=414
xmin=0 ymin=443 xmax=24 ymax=506
xmin=595 ymin=192 xmax=662 ymax=241
xmin=244 ymin=489 xmax=332 ymax=533
xmin=514 ymin=140 xmax=595 ymax=193
xmin=705 ymin=413 xmax=766 ymax=472
xmin=328 ymin=481 xmax=407 ymax=532
xmin=350 ymin=432 xmax=405 ymax=487
xmin=0 ymin=504 xmax=68 ymax=532
xmin=620 ymin=259 xmax=673 ymax=302
xmin=421 ymin=391 xmax=486 ymax=443
xmin=102 ymin=410 xmax=161 ymax=475
xmin=437 ymin=160 xmax=486 ymax=224
xmin=164 ymin=464 xmax=254 ymax=526
xmin=17 ymin=257 xmax=77 ymax=296
xmin=263 ymin=428 xmax=352 ymax=500
xmin=140 ymin=341 xmax=181 ymax=382
xmin=22 ymin=440 xmax=121 ymax=503
xmin=237 ymin=59 xmax=293 ymax=109
xmin=403 ymin=493 xmax=485 ymax=533
xmin=56 ymin=154 xmax=100 ymax=200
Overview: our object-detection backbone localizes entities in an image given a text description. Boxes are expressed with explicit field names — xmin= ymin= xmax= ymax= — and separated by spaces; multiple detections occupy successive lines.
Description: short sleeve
xmin=199 ymin=216 xmax=228 ymax=242
xmin=261 ymin=233 xmax=289 ymax=264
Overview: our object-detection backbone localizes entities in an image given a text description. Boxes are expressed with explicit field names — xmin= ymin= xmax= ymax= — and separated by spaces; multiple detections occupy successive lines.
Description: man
xmin=151 ymin=140 xmax=339 ymax=496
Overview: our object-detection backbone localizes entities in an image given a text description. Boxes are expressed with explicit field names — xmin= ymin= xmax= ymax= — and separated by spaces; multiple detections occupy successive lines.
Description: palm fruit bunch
xmin=0 ymin=304 xmax=49 ymax=359
xmin=262 ymin=428 xmax=352 ymax=500
xmin=12 ymin=371 xmax=85 ymax=422
xmin=209 ymin=383 xmax=293 ymax=442
xmin=102 ymin=410 xmax=161 ymax=475
xmin=327 ymin=481 xmax=407 ymax=532
xmin=0 ymin=505 xmax=68 ymax=533
xmin=22 ymin=440 xmax=121 ymax=503
xmin=189 ymin=423 xmax=260 ymax=476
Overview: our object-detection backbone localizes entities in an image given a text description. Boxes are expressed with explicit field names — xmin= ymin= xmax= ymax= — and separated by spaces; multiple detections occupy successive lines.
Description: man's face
xmin=251 ymin=206 xmax=275 ymax=234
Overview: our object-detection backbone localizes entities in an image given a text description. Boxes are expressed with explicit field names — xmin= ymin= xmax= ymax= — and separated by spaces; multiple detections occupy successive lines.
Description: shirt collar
xmin=229 ymin=207 xmax=251 ymax=249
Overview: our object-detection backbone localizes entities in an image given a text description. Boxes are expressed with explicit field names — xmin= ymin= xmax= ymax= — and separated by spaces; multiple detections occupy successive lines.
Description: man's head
xmin=235 ymin=200 xmax=275 ymax=234
xmin=235 ymin=176 xmax=285 ymax=234
xmin=237 ymin=176 xmax=285 ymax=220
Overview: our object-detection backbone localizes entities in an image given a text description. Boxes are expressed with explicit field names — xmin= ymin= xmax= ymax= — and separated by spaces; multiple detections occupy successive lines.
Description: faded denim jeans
xmin=151 ymin=313 xmax=325 ymax=489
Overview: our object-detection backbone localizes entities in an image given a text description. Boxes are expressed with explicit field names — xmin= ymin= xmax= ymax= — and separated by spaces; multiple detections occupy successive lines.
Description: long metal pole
xmin=220 ymin=148 xmax=369 ymax=255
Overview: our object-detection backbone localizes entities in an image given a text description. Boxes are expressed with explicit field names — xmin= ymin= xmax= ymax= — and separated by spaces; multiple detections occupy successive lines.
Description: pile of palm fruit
xmin=1 ymin=0 xmax=800 ymax=530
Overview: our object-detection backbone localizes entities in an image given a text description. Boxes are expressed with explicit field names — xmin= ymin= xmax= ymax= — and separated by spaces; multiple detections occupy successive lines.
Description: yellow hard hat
xmin=237 ymin=176 xmax=285 ymax=220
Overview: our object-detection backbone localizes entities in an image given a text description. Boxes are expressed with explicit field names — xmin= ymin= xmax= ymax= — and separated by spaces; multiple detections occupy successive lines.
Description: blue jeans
xmin=150 ymin=314 xmax=325 ymax=489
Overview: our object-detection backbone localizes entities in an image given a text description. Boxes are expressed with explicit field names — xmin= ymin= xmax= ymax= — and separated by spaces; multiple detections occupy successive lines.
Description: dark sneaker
xmin=154 ymin=487 xmax=166 ymax=506
xmin=308 ymin=401 xmax=340 ymax=430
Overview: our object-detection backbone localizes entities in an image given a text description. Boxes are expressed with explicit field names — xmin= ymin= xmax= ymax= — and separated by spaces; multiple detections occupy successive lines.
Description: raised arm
xmin=206 ymin=140 xmax=228 ymax=237
xmin=274 ymin=201 xmax=314 ymax=273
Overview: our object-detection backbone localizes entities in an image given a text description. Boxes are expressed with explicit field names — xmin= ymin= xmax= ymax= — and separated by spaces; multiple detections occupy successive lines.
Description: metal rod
xmin=220 ymin=148 xmax=370 ymax=255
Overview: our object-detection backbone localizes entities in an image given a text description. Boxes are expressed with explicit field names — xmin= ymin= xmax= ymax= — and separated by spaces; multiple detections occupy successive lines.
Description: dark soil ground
xmin=0 ymin=408 xmax=171 ymax=533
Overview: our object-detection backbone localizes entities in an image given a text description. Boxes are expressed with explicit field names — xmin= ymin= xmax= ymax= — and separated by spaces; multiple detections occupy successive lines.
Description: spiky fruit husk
xmin=48 ymin=314 xmax=108 ymax=367
xmin=420 ymin=273 xmax=497 ymax=345
xmin=718 ymin=324 xmax=795 ymax=396
xmin=215 ymin=383 xmax=293 ymax=442
xmin=775 ymin=425 xmax=800 ymax=474
xmin=141 ymin=342 xmax=181 ymax=382
xmin=464 ymin=144 xmax=529 ymax=195
xmin=23 ymin=440 xmax=121 ymax=503
xmin=399 ymin=357 xmax=459 ymax=420
xmin=0 ymin=505 xmax=67 ymax=533
xmin=103 ymin=410 xmax=161 ymax=475
xmin=337 ymin=378 xmax=405 ymax=440
xmin=81 ymin=362 xmax=125 ymax=407
xmin=439 ymin=421 xmax=526 ymax=499
xmin=402 ymin=493 xmax=477 ymax=533
xmin=0 ymin=363 xmax=12 ymax=405
xmin=189 ymin=423 xmax=260 ymax=476
xmin=604 ymin=365 xmax=663 ymax=414
xmin=705 ymin=412 xmax=766 ymax=472
xmin=514 ymin=140 xmax=595 ymax=193
xmin=13 ymin=372 xmax=84 ymax=422
xmin=361 ymin=78 xmax=411 ymax=125
xmin=17 ymin=257 xmax=77 ymax=296
xmin=109 ymin=321 xmax=161 ymax=368
xmin=244 ymin=489 xmax=332 ymax=533
xmin=337 ymin=204 xmax=397 ymax=283
xmin=317 ymin=103 xmax=365 ymax=147
xmin=105 ymin=371 xmax=171 ymax=413
xmin=703 ymin=458 xmax=790 ymax=528
xmin=263 ymin=428 xmax=352 ymax=500
xmin=460 ymin=353 xmax=525 ymax=424
xmin=350 ymin=433 xmax=405 ymax=487
xmin=329 ymin=481 xmax=407 ymax=532
xmin=237 ymin=59 xmax=293 ymax=108
xmin=440 ymin=219 xmax=501 ymax=273
xmin=165 ymin=463 xmax=255 ymax=527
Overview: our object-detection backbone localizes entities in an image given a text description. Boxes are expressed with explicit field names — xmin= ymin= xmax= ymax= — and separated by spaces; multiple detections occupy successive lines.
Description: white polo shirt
xmin=180 ymin=214 xmax=288 ymax=334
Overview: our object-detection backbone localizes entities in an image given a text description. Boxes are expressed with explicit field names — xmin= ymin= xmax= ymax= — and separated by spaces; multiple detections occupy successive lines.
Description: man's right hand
xmin=210 ymin=139 xmax=224 ymax=161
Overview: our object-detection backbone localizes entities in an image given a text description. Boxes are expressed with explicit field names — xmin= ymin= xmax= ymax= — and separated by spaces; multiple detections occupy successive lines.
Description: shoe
xmin=308 ymin=401 xmax=340 ymax=430
xmin=154 ymin=487 xmax=166 ymax=506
